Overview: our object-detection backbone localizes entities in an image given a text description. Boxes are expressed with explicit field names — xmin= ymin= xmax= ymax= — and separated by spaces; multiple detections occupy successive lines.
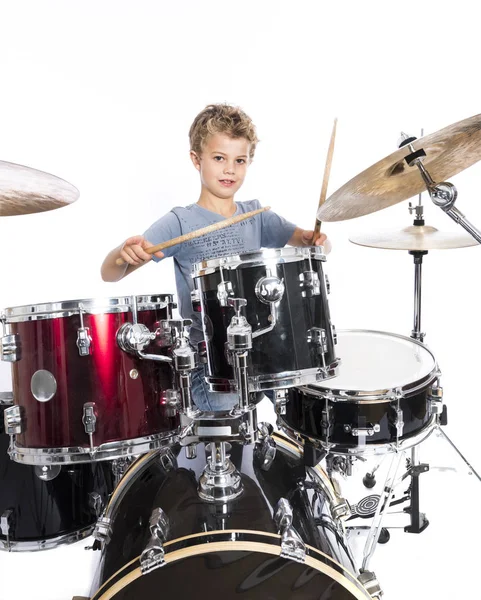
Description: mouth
xmin=219 ymin=179 xmax=235 ymax=187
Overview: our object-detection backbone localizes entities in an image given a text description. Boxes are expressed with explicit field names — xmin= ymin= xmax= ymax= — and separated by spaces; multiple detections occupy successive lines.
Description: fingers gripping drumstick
xmin=312 ymin=118 xmax=337 ymax=244
xmin=115 ymin=206 xmax=271 ymax=266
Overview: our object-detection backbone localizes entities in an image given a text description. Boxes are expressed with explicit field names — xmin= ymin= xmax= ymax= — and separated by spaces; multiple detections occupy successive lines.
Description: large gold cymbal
xmin=318 ymin=114 xmax=481 ymax=222
xmin=350 ymin=225 xmax=479 ymax=251
xmin=0 ymin=160 xmax=79 ymax=217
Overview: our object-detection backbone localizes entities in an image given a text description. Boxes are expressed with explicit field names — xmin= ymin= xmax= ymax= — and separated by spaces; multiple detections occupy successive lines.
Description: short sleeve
xmin=260 ymin=207 xmax=297 ymax=249
xmin=143 ymin=211 xmax=183 ymax=262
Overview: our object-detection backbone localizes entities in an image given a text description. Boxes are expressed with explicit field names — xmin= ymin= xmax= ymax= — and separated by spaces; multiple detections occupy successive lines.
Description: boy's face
xmin=191 ymin=133 xmax=251 ymax=200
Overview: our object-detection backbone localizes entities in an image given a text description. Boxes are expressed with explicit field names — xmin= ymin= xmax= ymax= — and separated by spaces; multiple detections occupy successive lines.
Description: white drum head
xmin=313 ymin=330 xmax=437 ymax=398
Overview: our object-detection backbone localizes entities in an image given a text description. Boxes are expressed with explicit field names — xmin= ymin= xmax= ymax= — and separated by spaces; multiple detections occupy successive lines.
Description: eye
xmin=213 ymin=155 xmax=224 ymax=161
xmin=236 ymin=158 xmax=246 ymax=164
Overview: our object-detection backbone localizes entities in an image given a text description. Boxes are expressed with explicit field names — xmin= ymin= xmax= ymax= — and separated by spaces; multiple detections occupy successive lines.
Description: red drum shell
xmin=7 ymin=297 xmax=178 ymax=451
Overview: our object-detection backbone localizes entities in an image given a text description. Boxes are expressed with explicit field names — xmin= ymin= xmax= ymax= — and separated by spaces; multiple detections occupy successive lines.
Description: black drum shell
xmin=0 ymin=404 xmax=114 ymax=547
xmin=283 ymin=384 xmax=434 ymax=451
xmin=194 ymin=250 xmax=337 ymax=390
xmin=92 ymin=435 xmax=357 ymax=593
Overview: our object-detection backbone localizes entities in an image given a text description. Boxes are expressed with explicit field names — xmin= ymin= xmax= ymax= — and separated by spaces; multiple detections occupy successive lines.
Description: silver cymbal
xmin=318 ymin=113 xmax=481 ymax=222
xmin=0 ymin=160 xmax=79 ymax=216
xmin=350 ymin=225 xmax=479 ymax=251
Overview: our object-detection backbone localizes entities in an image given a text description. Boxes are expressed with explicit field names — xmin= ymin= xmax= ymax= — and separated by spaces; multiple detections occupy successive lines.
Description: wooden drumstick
xmin=312 ymin=118 xmax=337 ymax=244
xmin=115 ymin=206 xmax=271 ymax=265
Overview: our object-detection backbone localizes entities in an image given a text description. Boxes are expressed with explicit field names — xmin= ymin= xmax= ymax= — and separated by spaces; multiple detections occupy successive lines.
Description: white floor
xmin=1 ymin=398 xmax=480 ymax=600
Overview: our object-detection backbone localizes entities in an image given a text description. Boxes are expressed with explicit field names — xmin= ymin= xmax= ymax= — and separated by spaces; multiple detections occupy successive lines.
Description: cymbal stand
xmin=399 ymin=132 xmax=481 ymax=485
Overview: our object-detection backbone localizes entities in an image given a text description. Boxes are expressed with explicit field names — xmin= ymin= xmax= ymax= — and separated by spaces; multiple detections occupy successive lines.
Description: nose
xmin=223 ymin=161 xmax=235 ymax=175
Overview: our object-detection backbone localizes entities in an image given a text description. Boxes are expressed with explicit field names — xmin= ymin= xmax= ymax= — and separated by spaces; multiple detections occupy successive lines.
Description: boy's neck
xmin=197 ymin=193 xmax=236 ymax=218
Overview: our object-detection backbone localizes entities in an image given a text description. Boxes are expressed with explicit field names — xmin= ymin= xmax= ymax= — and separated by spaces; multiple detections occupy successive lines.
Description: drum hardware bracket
xmin=198 ymin=441 xmax=243 ymax=503
xmin=344 ymin=424 xmax=381 ymax=437
xmin=428 ymin=383 xmax=444 ymax=415
xmin=403 ymin=445 xmax=430 ymax=534
xmin=179 ymin=404 xmax=259 ymax=446
xmin=140 ymin=507 xmax=170 ymax=574
xmin=116 ymin=322 xmax=173 ymax=363
xmin=401 ymin=132 xmax=481 ymax=244
xmin=82 ymin=402 xmax=97 ymax=452
xmin=274 ymin=498 xmax=306 ymax=563
xmin=227 ymin=298 xmax=253 ymax=409
xmin=172 ymin=326 xmax=199 ymax=415
xmin=4 ymin=405 xmax=23 ymax=435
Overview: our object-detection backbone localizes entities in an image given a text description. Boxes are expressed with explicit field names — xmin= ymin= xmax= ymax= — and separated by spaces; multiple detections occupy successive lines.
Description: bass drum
xmin=91 ymin=433 xmax=370 ymax=600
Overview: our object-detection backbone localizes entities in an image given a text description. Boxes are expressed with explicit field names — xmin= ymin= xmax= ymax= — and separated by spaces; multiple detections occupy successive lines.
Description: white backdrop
xmin=0 ymin=2 xmax=480 ymax=599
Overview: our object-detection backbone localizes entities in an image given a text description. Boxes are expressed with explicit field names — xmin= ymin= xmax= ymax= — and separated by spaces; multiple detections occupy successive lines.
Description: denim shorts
xmin=191 ymin=365 xmax=239 ymax=411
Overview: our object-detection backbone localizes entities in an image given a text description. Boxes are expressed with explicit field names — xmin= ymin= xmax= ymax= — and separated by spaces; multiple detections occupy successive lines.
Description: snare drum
xmin=90 ymin=434 xmax=370 ymax=600
xmin=0 ymin=397 xmax=114 ymax=551
xmin=281 ymin=330 xmax=441 ymax=455
xmin=2 ymin=295 xmax=179 ymax=464
xmin=193 ymin=247 xmax=339 ymax=392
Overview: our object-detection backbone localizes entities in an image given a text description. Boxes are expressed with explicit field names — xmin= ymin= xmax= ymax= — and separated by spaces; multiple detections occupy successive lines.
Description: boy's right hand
xmin=120 ymin=236 xmax=165 ymax=266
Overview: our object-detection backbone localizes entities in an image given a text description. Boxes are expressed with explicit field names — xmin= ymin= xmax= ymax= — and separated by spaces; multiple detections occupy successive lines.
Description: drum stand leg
xmin=361 ymin=450 xmax=405 ymax=572
xmin=435 ymin=426 xmax=481 ymax=482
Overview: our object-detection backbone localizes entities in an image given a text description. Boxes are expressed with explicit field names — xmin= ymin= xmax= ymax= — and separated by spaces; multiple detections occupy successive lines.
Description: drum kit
xmin=1 ymin=113 xmax=481 ymax=599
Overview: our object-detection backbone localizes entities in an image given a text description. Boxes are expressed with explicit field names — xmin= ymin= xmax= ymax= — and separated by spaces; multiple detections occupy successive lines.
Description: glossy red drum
xmin=1 ymin=295 xmax=179 ymax=465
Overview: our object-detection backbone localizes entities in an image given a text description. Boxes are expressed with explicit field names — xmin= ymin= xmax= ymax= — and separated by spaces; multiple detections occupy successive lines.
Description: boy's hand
xmin=120 ymin=236 xmax=164 ymax=266
xmin=301 ymin=230 xmax=328 ymax=247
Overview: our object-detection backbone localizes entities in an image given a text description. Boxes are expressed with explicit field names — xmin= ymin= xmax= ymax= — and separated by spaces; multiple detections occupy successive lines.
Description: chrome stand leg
xmin=436 ymin=426 xmax=481 ymax=482
xmin=361 ymin=451 xmax=405 ymax=571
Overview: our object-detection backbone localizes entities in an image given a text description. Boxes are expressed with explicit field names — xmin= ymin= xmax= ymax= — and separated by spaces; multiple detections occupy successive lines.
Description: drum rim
xmin=298 ymin=329 xmax=439 ymax=401
xmin=91 ymin=531 xmax=371 ymax=600
xmin=192 ymin=246 xmax=326 ymax=277
xmin=8 ymin=430 xmax=179 ymax=465
xmin=0 ymin=524 xmax=93 ymax=553
xmin=3 ymin=294 xmax=175 ymax=322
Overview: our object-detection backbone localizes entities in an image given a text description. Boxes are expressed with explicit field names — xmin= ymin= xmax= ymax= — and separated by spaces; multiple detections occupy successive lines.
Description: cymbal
xmin=0 ymin=160 xmax=79 ymax=216
xmin=318 ymin=114 xmax=481 ymax=222
xmin=350 ymin=225 xmax=479 ymax=251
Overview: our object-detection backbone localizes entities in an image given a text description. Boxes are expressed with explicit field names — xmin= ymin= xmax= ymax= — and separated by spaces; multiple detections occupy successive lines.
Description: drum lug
xmin=82 ymin=402 xmax=97 ymax=451
xmin=307 ymin=327 xmax=328 ymax=353
xmin=274 ymin=498 xmax=306 ymax=563
xmin=76 ymin=327 xmax=92 ymax=356
xmin=429 ymin=382 xmax=444 ymax=415
xmin=217 ymin=281 xmax=234 ymax=306
xmin=255 ymin=432 xmax=277 ymax=471
xmin=140 ymin=508 xmax=170 ymax=575
xmin=0 ymin=333 xmax=20 ymax=362
xmin=89 ymin=492 xmax=104 ymax=518
xmin=274 ymin=389 xmax=288 ymax=415
xmin=4 ymin=405 xmax=23 ymax=434
xmin=1 ymin=509 xmax=13 ymax=550
xmin=299 ymin=270 xmax=321 ymax=297
xmin=93 ymin=516 xmax=112 ymax=545
xmin=344 ymin=423 xmax=381 ymax=437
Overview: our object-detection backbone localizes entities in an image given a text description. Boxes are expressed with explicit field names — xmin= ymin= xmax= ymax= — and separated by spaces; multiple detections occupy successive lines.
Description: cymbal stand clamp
xmin=405 ymin=145 xmax=481 ymax=244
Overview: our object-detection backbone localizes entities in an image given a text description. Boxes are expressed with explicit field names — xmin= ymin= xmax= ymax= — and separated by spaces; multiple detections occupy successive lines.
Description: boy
xmin=101 ymin=103 xmax=329 ymax=411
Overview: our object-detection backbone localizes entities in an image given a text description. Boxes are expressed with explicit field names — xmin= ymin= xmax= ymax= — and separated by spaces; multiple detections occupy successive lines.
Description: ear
xmin=190 ymin=150 xmax=201 ymax=171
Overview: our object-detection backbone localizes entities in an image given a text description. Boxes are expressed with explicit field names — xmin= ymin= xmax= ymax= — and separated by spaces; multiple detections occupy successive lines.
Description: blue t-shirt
xmin=144 ymin=199 xmax=296 ymax=342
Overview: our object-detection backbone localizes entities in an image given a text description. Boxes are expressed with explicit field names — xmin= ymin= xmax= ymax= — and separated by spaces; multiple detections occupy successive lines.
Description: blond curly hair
xmin=189 ymin=104 xmax=259 ymax=160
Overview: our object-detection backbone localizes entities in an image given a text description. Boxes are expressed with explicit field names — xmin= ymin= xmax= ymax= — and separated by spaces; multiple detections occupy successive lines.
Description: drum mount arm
xmin=401 ymin=134 xmax=481 ymax=244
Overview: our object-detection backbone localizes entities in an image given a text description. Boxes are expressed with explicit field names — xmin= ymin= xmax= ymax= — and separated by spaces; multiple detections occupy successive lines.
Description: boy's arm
xmin=100 ymin=235 xmax=164 ymax=282
xmin=288 ymin=227 xmax=331 ymax=253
